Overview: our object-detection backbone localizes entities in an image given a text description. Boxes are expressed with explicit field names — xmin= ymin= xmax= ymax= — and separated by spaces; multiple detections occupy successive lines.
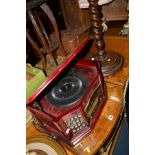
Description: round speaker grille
xmin=47 ymin=70 xmax=88 ymax=107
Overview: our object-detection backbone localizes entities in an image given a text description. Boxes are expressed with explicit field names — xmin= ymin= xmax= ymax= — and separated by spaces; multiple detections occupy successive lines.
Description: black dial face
xmin=47 ymin=70 xmax=88 ymax=107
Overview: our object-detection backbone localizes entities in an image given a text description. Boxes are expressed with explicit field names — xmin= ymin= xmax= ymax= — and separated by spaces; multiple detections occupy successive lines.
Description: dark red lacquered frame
xmin=27 ymin=39 xmax=107 ymax=146
xmin=27 ymin=39 xmax=89 ymax=104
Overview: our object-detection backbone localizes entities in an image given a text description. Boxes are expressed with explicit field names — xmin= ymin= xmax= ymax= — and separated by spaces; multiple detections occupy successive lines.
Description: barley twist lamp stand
xmin=87 ymin=0 xmax=124 ymax=76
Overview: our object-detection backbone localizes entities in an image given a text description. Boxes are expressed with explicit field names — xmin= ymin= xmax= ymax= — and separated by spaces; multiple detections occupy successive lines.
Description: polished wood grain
xmin=104 ymin=60 xmax=129 ymax=87
xmin=102 ymin=0 xmax=128 ymax=21
xmin=104 ymin=36 xmax=129 ymax=60
xmin=59 ymin=0 xmax=91 ymax=30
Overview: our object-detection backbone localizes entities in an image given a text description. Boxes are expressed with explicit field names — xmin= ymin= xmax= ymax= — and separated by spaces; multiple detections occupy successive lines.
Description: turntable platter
xmin=47 ymin=70 xmax=88 ymax=107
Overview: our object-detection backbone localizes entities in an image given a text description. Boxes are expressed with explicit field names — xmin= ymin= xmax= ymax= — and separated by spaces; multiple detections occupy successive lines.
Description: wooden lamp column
xmin=88 ymin=0 xmax=124 ymax=76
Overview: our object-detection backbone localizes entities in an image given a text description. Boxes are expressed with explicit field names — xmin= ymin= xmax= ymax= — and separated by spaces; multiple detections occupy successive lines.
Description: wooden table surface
xmin=26 ymin=59 xmax=128 ymax=155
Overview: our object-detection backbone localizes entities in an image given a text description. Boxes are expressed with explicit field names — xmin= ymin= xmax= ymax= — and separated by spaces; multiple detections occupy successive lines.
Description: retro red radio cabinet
xmin=27 ymin=39 xmax=107 ymax=146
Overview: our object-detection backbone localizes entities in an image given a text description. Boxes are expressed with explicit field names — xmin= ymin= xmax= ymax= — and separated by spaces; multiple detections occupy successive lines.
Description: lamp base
xmin=93 ymin=51 xmax=124 ymax=76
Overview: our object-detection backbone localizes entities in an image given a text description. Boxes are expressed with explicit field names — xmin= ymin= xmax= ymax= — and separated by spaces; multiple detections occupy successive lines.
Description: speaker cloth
xmin=47 ymin=70 xmax=88 ymax=107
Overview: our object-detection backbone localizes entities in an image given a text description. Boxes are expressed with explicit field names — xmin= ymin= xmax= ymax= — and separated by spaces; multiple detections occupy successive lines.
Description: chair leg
xmin=40 ymin=3 xmax=67 ymax=56
xmin=27 ymin=10 xmax=57 ymax=66
xmin=26 ymin=31 xmax=46 ymax=71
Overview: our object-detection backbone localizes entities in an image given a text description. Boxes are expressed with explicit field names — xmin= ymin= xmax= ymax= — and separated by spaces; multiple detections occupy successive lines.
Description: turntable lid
xmin=27 ymin=38 xmax=89 ymax=104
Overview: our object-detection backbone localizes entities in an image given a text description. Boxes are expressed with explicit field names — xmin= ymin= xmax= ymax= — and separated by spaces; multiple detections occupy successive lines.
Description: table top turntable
xmin=27 ymin=38 xmax=108 ymax=146
xmin=27 ymin=38 xmax=89 ymax=104
xmin=47 ymin=69 xmax=88 ymax=107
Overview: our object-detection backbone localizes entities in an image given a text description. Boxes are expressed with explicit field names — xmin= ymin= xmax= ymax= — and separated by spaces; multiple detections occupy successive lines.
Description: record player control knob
xmin=80 ymin=117 xmax=84 ymax=123
xmin=74 ymin=115 xmax=77 ymax=119
xmin=82 ymin=123 xmax=86 ymax=127
xmin=76 ymin=119 xmax=80 ymax=123
xmin=78 ymin=122 xmax=81 ymax=127
xmin=73 ymin=129 xmax=76 ymax=133
xmin=74 ymin=124 xmax=78 ymax=128
xmin=72 ymin=121 xmax=76 ymax=125
xmin=70 ymin=124 xmax=74 ymax=129
xmin=78 ymin=114 xmax=82 ymax=118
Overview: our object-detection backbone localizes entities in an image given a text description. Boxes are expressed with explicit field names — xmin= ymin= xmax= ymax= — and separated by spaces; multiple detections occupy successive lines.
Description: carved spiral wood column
xmin=88 ymin=0 xmax=124 ymax=76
